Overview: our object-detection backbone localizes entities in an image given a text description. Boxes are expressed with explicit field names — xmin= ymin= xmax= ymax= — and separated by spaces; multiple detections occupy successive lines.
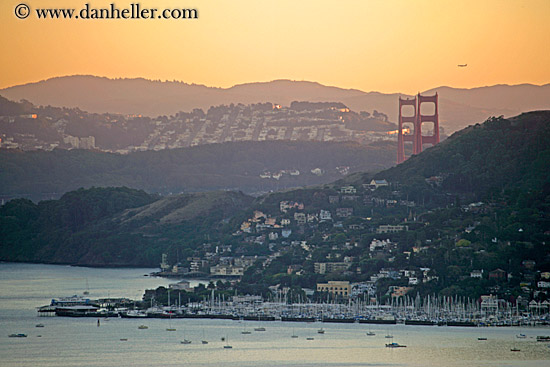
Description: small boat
xmin=306 ymin=337 xmax=314 ymax=340
xmin=254 ymin=327 xmax=266 ymax=332
xmin=510 ymin=348 xmax=521 ymax=352
xmin=166 ymin=328 xmax=176 ymax=331
xmin=83 ymin=279 xmax=90 ymax=295
xmin=201 ymin=340 xmax=208 ymax=344
xmin=386 ymin=342 xmax=406 ymax=348
xmin=516 ymin=334 xmax=527 ymax=339
xmin=385 ymin=334 xmax=393 ymax=339
xmin=120 ymin=338 xmax=128 ymax=341
xmin=317 ymin=328 xmax=325 ymax=334
xmin=366 ymin=332 xmax=376 ymax=336
xmin=181 ymin=339 xmax=192 ymax=344
xmin=241 ymin=325 xmax=251 ymax=334
xmin=35 ymin=324 xmax=45 ymax=328
xmin=138 ymin=325 xmax=148 ymax=330
xmin=478 ymin=337 xmax=487 ymax=341
xmin=9 ymin=334 xmax=27 ymax=338
xmin=536 ymin=336 xmax=550 ymax=342
xmin=223 ymin=336 xmax=232 ymax=348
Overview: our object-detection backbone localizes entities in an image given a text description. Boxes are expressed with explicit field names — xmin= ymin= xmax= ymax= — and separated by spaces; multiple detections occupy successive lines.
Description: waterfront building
xmin=316 ymin=281 xmax=351 ymax=298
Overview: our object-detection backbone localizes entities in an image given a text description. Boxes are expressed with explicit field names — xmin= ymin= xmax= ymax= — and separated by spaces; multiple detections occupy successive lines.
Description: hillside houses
xmin=280 ymin=201 xmax=304 ymax=213
xmin=153 ymin=170 xmax=547 ymax=309
xmin=368 ymin=179 xmax=389 ymax=190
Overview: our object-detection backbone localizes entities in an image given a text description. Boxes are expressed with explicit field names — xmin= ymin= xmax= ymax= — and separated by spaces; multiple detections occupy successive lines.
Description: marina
xmin=37 ymin=293 xmax=550 ymax=328
xmin=2 ymin=263 xmax=550 ymax=367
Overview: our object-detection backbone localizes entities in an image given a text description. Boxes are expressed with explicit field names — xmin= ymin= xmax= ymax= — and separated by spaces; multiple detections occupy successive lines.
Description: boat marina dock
xmin=38 ymin=294 xmax=550 ymax=328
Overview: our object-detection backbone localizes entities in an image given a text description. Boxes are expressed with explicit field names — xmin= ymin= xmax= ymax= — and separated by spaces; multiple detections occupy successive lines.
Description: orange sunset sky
xmin=1 ymin=0 xmax=549 ymax=94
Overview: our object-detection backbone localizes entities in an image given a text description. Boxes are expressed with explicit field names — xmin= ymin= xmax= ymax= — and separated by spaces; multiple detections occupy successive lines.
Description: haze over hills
xmin=2 ymin=75 xmax=549 ymax=133
xmin=0 ymin=140 xmax=396 ymax=202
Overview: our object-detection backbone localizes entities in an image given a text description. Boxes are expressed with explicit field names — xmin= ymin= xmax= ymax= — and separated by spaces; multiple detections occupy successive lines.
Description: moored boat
xmin=385 ymin=342 xmax=406 ymax=348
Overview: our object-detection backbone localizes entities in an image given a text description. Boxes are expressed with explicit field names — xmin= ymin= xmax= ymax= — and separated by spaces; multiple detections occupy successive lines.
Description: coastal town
xmin=33 ymin=176 xmax=550 ymax=329
xmin=0 ymin=100 xmax=398 ymax=152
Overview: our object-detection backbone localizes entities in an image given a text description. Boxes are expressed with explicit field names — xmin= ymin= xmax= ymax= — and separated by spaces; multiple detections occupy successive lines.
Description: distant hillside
xmin=0 ymin=140 xmax=396 ymax=202
xmin=3 ymin=75 xmax=549 ymax=133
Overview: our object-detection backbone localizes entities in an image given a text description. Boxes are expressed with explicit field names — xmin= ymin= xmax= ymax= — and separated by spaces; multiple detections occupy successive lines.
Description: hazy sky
xmin=1 ymin=0 xmax=549 ymax=93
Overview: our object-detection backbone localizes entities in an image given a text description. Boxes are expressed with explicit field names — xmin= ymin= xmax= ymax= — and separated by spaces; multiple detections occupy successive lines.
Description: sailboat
xmin=366 ymin=324 xmax=375 ymax=336
xmin=291 ymin=328 xmax=298 ymax=338
xmin=317 ymin=312 xmax=325 ymax=334
xmin=201 ymin=329 xmax=208 ymax=344
xmin=180 ymin=325 xmax=192 ymax=344
xmin=166 ymin=313 xmax=176 ymax=331
xmin=241 ymin=319 xmax=251 ymax=334
xmin=254 ymin=316 xmax=266 ymax=332
xmin=223 ymin=335 xmax=232 ymax=349
xmin=166 ymin=291 xmax=176 ymax=331
xmin=83 ymin=279 xmax=90 ymax=295
xmin=477 ymin=326 xmax=487 ymax=340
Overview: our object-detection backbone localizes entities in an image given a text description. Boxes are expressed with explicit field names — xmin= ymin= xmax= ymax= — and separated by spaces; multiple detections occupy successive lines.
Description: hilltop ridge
xmin=3 ymin=75 xmax=550 ymax=133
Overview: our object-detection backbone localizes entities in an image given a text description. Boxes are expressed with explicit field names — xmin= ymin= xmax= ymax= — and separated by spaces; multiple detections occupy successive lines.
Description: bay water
xmin=1 ymin=262 xmax=549 ymax=367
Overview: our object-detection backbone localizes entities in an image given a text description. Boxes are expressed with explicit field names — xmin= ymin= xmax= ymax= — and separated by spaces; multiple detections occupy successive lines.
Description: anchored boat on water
xmin=385 ymin=342 xmax=406 ymax=348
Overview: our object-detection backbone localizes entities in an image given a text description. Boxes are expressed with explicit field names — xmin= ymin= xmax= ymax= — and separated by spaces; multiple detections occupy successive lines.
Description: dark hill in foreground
xmin=345 ymin=110 xmax=550 ymax=202
xmin=0 ymin=188 xmax=253 ymax=266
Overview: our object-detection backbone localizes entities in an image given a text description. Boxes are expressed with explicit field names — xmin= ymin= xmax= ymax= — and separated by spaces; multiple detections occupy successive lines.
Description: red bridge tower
xmin=397 ymin=93 xmax=439 ymax=164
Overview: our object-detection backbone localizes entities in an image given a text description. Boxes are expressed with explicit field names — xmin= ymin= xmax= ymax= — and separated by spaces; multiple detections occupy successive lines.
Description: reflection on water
xmin=0 ymin=263 xmax=549 ymax=367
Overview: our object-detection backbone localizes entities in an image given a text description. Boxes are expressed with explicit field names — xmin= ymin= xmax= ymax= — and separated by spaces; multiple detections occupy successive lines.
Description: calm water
xmin=1 ymin=263 xmax=550 ymax=367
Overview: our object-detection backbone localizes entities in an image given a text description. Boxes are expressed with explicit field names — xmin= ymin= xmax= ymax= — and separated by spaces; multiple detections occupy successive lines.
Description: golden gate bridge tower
xmin=397 ymin=93 xmax=439 ymax=164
